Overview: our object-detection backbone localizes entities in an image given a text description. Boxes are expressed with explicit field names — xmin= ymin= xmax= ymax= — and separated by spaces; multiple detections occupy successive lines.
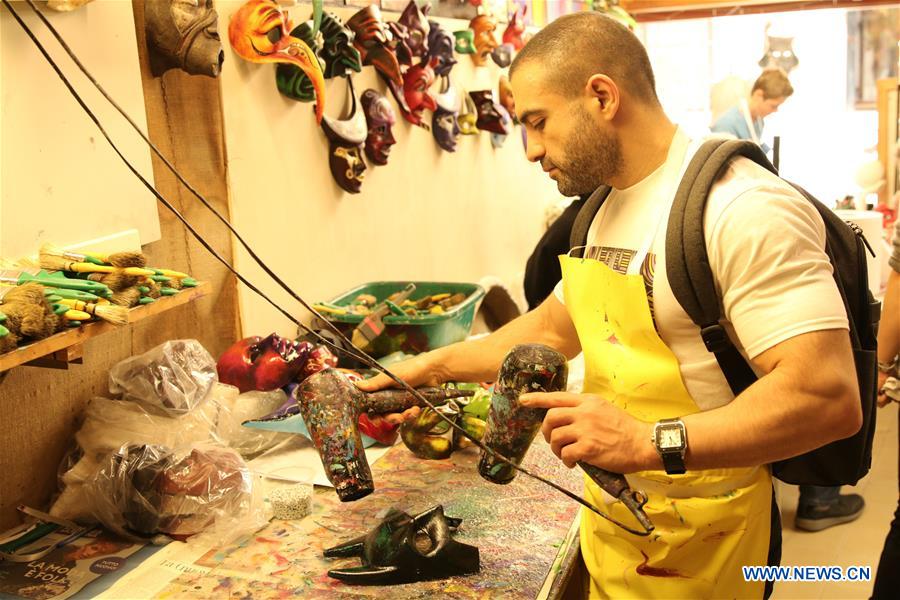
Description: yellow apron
xmin=560 ymin=170 xmax=774 ymax=598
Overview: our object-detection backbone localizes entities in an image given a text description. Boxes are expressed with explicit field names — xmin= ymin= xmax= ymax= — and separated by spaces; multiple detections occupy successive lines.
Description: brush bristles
xmin=40 ymin=243 xmax=84 ymax=262
xmin=39 ymin=254 xmax=75 ymax=272
xmin=94 ymin=303 xmax=129 ymax=325
xmin=107 ymin=251 xmax=146 ymax=268
xmin=110 ymin=287 xmax=141 ymax=307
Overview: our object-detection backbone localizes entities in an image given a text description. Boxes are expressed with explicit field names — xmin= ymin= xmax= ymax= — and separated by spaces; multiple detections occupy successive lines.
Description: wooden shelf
xmin=0 ymin=282 xmax=210 ymax=373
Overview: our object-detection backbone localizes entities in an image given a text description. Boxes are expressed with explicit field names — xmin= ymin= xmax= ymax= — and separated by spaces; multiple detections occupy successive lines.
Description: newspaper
xmin=0 ymin=527 xmax=144 ymax=600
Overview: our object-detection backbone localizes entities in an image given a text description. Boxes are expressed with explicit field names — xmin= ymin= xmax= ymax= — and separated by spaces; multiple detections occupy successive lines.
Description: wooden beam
xmin=622 ymin=0 xmax=900 ymax=22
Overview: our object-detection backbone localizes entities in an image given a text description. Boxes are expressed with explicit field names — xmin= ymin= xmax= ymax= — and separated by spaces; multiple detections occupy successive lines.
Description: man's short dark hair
xmin=510 ymin=12 xmax=659 ymax=106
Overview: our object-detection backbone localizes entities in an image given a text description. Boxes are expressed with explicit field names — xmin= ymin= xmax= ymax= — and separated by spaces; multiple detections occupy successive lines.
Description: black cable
xmin=4 ymin=0 xmax=651 ymax=536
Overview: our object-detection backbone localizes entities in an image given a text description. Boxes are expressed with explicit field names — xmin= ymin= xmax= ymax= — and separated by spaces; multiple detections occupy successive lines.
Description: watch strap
xmin=661 ymin=450 xmax=686 ymax=475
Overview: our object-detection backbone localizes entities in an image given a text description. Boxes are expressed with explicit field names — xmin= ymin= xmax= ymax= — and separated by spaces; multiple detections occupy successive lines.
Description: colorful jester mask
xmin=276 ymin=12 xmax=361 ymax=103
xmin=426 ymin=19 xmax=456 ymax=78
xmin=502 ymin=4 xmax=527 ymax=51
xmin=361 ymin=89 xmax=397 ymax=166
xmin=469 ymin=14 xmax=498 ymax=67
xmin=491 ymin=43 xmax=513 ymax=68
xmin=396 ymin=0 xmax=430 ymax=62
xmin=228 ymin=0 xmax=325 ymax=122
xmin=401 ymin=60 xmax=437 ymax=128
xmin=431 ymin=81 xmax=461 ymax=153
xmin=321 ymin=79 xmax=368 ymax=194
xmin=346 ymin=4 xmax=402 ymax=88
xmin=470 ymin=90 xmax=508 ymax=135
xmin=453 ymin=29 xmax=475 ymax=55
xmin=145 ymin=0 xmax=223 ymax=78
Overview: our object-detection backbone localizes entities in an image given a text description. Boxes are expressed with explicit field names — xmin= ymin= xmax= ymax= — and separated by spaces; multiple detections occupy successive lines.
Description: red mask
xmin=503 ymin=4 xmax=527 ymax=51
xmin=401 ymin=61 xmax=437 ymax=127
xmin=227 ymin=0 xmax=325 ymax=123
xmin=217 ymin=333 xmax=312 ymax=393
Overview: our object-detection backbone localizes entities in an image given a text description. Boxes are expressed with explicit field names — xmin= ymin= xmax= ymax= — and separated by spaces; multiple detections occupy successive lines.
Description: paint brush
xmin=42 ymin=244 xmax=148 ymax=269
xmin=0 ymin=269 xmax=110 ymax=296
xmin=40 ymin=254 xmax=154 ymax=277
xmin=61 ymin=309 xmax=91 ymax=321
xmin=57 ymin=298 xmax=128 ymax=325
xmin=88 ymin=250 xmax=146 ymax=268
xmin=39 ymin=243 xmax=106 ymax=266
xmin=110 ymin=287 xmax=141 ymax=307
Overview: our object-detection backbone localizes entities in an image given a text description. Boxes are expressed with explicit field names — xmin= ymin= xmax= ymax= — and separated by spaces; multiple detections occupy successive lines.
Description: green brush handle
xmin=150 ymin=275 xmax=171 ymax=283
xmin=51 ymin=304 xmax=69 ymax=316
xmin=83 ymin=255 xmax=106 ymax=266
xmin=66 ymin=321 xmax=83 ymax=327
xmin=46 ymin=294 xmax=63 ymax=303
xmin=19 ymin=272 xmax=110 ymax=296
xmin=0 ymin=324 xmax=8 ymax=338
xmin=42 ymin=287 xmax=101 ymax=303
xmin=138 ymin=297 xmax=155 ymax=305
xmin=137 ymin=286 xmax=150 ymax=294
xmin=160 ymin=287 xmax=178 ymax=296
xmin=181 ymin=278 xmax=198 ymax=288
xmin=0 ymin=311 xmax=6 ymax=323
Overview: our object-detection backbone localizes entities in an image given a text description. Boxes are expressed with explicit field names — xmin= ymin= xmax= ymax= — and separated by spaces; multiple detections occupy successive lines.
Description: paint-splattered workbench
xmin=154 ymin=439 xmax=584 ymax=599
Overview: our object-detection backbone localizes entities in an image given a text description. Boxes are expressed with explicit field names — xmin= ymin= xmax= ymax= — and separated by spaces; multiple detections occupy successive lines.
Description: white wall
xmin=639 ymin=7 xmax=881 ymax=204
xmin=217 ymin=1 xmax=560 ymax=337
xmin=0 ymin=0 xmax=159 ymax=258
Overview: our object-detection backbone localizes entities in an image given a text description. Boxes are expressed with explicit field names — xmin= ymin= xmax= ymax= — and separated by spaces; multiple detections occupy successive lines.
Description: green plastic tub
xmin=322 ymin=281 xmax=485 ymax=357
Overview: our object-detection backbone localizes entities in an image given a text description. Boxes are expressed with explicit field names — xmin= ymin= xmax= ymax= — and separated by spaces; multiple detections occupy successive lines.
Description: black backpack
xmin=569 ymin=139 xmax=880 ymax=486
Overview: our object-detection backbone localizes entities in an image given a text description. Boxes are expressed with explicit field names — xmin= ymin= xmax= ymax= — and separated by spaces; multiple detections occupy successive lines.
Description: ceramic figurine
xmin=426 ymin=20 xmax=457 ymax=78
xmin=321 ymin=79 xmax=368 ymax=194
xmin=469 ymin=14 xmax=498 ymax=67
xmin=431 ymin=80 xmax=461 ymax=152
xmin=324 ymin=505 xmax=480 ymax=583
xmin=469 ymin=90 xmax=508 ymax=135
xmin=346 ymin=4 xmax=403 ymax=88
xmin=145 ymin=0 xmax=223 ymax=78
xmin=361 ymin=89 xmax=397 ymax=166
xmin=457 ymin=92 xmax=479 ymax=135
xmin=502 ymin=3 xmax=527 ymax=51
xmin=228 ymin=0 xmax=325 ymax=122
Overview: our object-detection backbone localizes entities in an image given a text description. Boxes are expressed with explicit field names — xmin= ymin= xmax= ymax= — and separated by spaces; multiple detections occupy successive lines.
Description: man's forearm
xmin=430 ymin=296 xmax=581 ymax=383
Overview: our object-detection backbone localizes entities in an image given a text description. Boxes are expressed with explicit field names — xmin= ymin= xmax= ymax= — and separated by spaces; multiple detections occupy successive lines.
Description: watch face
xmin=658 ymin=426 xmax=684 ymax=450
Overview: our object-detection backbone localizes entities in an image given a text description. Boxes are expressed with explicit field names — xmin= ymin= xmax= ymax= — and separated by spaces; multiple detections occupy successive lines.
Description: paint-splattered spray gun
xmin=297 ymin=369 xmax=475 ymax=501
xmin=478 ymin=344 xmax=654 ymax=534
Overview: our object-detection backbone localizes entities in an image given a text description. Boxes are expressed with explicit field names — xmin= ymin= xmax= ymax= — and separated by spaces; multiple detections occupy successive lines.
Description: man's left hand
xmin=519 ymin=392 xmax=657 ymax=473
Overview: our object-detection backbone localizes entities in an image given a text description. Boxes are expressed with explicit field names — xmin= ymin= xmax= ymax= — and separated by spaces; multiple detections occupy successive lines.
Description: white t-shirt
xmin=554 ymin=128 xmax=848 ymax=411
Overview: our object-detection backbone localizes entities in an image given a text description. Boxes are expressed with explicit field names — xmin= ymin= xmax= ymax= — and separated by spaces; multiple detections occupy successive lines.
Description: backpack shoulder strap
xmin=569 ymin=186 xmax=613 ymax=257
xmin=666 ymin=139 xmax=777 ymax=396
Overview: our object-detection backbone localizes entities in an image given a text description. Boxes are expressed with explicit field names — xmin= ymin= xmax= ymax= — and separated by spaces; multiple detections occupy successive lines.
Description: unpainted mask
xmin=453 ymin=29 xmax=475 ymax=55
xmin=361 ymin=89 xmax=397 ymax=166
xmin=502 ymin=4 xmax=527 ymax=51
xmin=321 ymin=80 xmax=368 ymax=194
xmin=431 ymin=81 xmax=461 ymax=153
xmin=346 ymin=4 xmax=403 ymax=87
xmin=276 ymin=13 xmax=362 ymax=103
xmin=401 ymin=60 xmax=438 ymax=128
xmin=426 ymin=20 xmax=457 ymax=78
xmin=146 ymin=0 xmax=223 ymax=78
xmin=457 ymin=93 xmax=479 ymax=135
xmin=470 ymin=90 xmax=508 ymax=135
xmin=228 ymin=0 xmax=325 ymax=122
xmin=216 ymin=333 xmax=313 ymax=394
xmin=324 ymin=505 xmax=480 ymax=584
xmin=758 ymin=35 xmax=799 ymax=73
xmin=469 ymin=14 xmax=498 ymax=67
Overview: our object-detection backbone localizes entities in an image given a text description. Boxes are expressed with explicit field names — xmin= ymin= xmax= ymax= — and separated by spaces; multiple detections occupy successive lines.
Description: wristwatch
xmin=653 ymin=418 xmax=687 ymax=475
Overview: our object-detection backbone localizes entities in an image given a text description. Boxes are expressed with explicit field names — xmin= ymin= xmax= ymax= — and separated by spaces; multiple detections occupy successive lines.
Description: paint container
xmin=478 ymin=344 xmax=568 ymax=484
xmin=295 ymin=370 xmax=374 ymax=501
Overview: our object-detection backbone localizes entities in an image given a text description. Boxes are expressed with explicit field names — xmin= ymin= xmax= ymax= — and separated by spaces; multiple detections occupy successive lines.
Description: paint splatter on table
xmin=155 ymin=439 xmax=583 ymax=599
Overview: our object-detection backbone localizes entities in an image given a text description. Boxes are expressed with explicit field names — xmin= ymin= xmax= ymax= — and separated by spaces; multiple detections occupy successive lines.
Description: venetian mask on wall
xmin=276 ymin=12 xmax=362 ymax=103
xmin=395 ymin=0 xmax=431 ymax=63
xmin=453 ymin=29 xmax=475 ymax=55
xmin=321 ymin=79 xmax=368 ymax=194
xmin=431 ymin=81 xmax=461 ymax=153
xmin=145 ymin=0 xmax=223 ymax=78
xmin=503 ymin=3 xmax=527 ymax=51
xmin=401 ymin=60 xmax=438 ymax=128
xmin=426 ymin=20 xmax=457 ymax=78
xmin=346 ymin=4 xmax=403 ymax=87
xmin=759 ymin=34 xmax=799 ymax=73
xmin=470 ymin=90 xmax=508 ymax=135
xmin=498 ymin=75 xmax=516 ymax=121
xmin=490 ymin=43 xmax=513 ymax=68
xmin=457 ymin=93 xmax=478 ymax=135
xmin=490 ymin=104 xmax=512 ymax=149
xmin=361 ymin=89 xmax=397 ymax=166
xmin=469 ymin=14 xmax=498 ymax=67
xmin=228 ymin=0 xmax=325 ymax=122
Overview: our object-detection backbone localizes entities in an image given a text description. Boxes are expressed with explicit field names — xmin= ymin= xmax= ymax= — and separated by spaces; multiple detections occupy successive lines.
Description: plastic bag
xmin=83 ymin=443 xmax=266 ymax=543
xmin=109 ymin=340 xmax=217 ymax=415
xmin=214 ymin=389 xmax=292 ymax=458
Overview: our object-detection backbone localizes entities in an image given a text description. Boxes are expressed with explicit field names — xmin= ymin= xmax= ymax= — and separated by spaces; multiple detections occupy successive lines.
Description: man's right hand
xmin=355 ymin=351 xmax=449 ymax=424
